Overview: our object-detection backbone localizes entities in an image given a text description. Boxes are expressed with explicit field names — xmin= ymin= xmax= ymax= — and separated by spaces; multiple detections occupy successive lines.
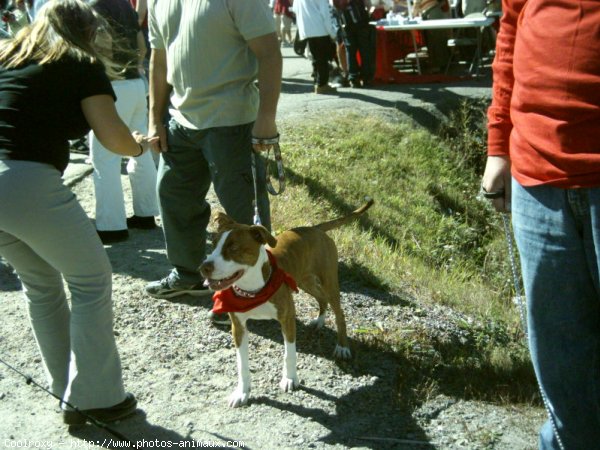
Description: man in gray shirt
xmin=145 ymin=0 xmax=282 ymax=325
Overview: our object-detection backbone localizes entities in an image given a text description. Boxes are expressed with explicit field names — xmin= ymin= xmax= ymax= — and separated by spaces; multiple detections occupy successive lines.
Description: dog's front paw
xmin=279 ymin=376 xmax=300 ymax=393
xmin=333 ymin=345 xmax=352 ymax=360
xmin=228 ymin=388 xmax=250 ymax=408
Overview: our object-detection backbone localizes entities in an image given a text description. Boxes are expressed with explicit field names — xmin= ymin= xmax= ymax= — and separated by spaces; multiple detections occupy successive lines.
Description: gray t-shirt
xmin=148 ymin=0 xmax=275 ymax=130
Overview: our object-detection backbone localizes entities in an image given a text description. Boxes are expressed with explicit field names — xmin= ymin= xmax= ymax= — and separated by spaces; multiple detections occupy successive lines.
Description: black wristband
xmin=481 ymin=187 xmax=505 ymax=199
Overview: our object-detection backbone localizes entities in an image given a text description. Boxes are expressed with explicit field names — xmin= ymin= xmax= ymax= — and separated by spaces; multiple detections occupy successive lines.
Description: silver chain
xmin=501 ymin=213 xmax=528 ymax=339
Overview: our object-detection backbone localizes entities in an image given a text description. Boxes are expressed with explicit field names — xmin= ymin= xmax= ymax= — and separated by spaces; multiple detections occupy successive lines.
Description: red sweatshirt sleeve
xmin=486 ymin=0 xmax=527 ymax=157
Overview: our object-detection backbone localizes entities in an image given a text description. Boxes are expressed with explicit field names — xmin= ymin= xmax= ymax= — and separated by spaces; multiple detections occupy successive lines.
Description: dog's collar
xmin=212 ymin=250 xmax=298 ymax=314
xmin=232 ymin=263 xmax=272 ymax=298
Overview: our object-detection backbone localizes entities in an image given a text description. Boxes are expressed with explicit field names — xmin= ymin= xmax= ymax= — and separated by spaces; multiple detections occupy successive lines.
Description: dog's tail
xmin=314 ymin=197 xmax=374 ymax=233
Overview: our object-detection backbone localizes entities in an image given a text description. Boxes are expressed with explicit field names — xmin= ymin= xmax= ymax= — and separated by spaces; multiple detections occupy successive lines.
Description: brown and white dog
xmin=199 ymin=199 xmax=374 ymax=407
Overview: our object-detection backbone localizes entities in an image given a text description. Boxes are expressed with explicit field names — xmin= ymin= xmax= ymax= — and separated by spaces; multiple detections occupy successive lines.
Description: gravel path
xmin=0 ymin=46 xmax=545 ymax=449
xmin=0 ymin=167 xmax=545 ymax=450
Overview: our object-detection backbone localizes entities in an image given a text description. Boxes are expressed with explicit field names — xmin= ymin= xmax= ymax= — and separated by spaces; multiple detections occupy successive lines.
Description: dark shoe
xmin=97 ymin=229 xmax=129 ymax=245
xmin=362 ymin=79 xmax=375 ymax=88
xmin=70 ymin=137 xmax=89 ymax=154
xmin=145 ymin=273 xmax=213 ymax=299
xmin=63 ymin=393 xmax=137 ymax=426
xmin=209 ymin=311 xmax=231 ymax=326
xmin=126 ymin=215 xmax=157 ymax=229
xmin=350 ymin=79 xmax=362 ymax=88
xmin=314 ymin=84 xmax=338 ymax=95
xmin=340 ymin=77 xmax=351 ymax=88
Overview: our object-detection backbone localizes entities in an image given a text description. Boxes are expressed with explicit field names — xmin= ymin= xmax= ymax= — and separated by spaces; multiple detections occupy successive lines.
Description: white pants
xmin=0 ymin=160 xmax=126 ymax=409
xmin=90 ymin=78 xmax=158 ymax=231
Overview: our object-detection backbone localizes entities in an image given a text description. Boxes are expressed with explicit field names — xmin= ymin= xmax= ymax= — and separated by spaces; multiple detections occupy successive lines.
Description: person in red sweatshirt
xmin=482 ymin=1 xmax=600 ymax=448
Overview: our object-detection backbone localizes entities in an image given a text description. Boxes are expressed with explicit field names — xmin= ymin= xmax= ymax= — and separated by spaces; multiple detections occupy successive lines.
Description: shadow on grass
xmin=283 ymin=166 xmax=403 ymax=265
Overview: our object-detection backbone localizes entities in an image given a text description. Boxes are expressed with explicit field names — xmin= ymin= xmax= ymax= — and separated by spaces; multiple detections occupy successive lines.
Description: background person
xmin=0 ymin=0 xmax=150 ymax=425
xmin=333 ymin=0 xmax=376 ymax=88
xmin=144 ymin=0 xmax=282 ymax=326
xmin=481 ymin=0 xmax=600 ymax=448
xmin=294 ymin=0 xmax=338 ymax=94
xmin=273 ymin=0 xmax=294 ymax=46
xmin=89 ymin=0 xmax=158 ymax=244
xmin=412 ymin=0 xmax=450 ymax=73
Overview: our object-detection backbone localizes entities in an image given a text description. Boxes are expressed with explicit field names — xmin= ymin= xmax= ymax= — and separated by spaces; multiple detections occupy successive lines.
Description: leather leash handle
xmin=265 ymin=143 xmax=286 ymax=196
xmin=251 ymin=134 xmax=286 ymax=196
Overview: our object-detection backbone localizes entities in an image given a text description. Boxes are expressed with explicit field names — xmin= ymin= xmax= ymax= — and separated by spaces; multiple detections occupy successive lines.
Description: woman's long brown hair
xmin=0 ymin=0 xmax=121 ymax=78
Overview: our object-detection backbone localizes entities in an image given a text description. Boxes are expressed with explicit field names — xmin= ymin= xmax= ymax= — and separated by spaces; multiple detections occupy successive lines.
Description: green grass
xmin=270 ymin=102 xmax=539 ymax=407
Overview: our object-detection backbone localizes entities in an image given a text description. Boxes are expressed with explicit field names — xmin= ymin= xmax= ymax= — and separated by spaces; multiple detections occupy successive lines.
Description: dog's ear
xmin=213 ymin=211 xmax=237 ymax=232
xmin=250 ymin=225 xmax=277 ymax=247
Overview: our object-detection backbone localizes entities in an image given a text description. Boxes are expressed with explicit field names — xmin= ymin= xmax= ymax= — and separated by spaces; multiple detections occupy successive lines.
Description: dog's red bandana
xmin=212 ymin=250 xmax=298 ymax=314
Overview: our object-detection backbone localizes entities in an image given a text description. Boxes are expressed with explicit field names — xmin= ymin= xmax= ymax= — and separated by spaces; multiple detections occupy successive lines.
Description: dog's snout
xmin=199 ymin=261 xmax=214 ymax=278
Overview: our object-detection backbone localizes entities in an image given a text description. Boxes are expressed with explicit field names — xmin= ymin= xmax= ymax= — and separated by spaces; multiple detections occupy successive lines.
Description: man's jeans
xmin=512 ymin=180 xmax=600 ymax=450
xmin=157 ymin=120 xmax=271 ymax=284
xmin=344 ymin=25 xmax=376 ymax=83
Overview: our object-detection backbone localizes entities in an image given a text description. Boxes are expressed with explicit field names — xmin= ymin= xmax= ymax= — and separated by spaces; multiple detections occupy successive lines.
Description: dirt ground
xmin=0 ymin=170 xmax=545 ymax=449
xmin=1 ymin=46 xmax=546 ymax=449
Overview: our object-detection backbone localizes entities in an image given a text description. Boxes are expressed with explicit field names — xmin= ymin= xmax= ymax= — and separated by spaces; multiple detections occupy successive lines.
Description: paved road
xmin=277 ymin=44 xmax=492 ymax=123
xmin=63 ymin=45 xmax=492 ymax=185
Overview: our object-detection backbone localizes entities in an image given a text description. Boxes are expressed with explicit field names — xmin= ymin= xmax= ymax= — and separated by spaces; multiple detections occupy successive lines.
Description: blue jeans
xmin=512 ymin=180 xmax=600 ymax=450
xmin=157 ymin=120 xmax=271 ymax=284
xmin=344 ymin=25 xmax=376 ymax=83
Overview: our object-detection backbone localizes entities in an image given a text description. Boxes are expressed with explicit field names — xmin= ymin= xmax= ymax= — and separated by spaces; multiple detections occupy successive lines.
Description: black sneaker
xmin=126 ymin=215 xmax=157 ymax=230
xmin=145 ymin=273 xmax=212 ymax=299
xmin=97 ymin=229 xmax=129 ymax=244
xmin=63 ymin=393 xmax=137 ymax=426
xmin=70 ymin=137 xmax=89 ymax=154
xmin=209 ymin=311 xmax=231 ymax=326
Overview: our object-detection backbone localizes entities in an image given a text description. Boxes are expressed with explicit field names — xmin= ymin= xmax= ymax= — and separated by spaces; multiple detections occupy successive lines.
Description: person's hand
xmin=132 ymin=131 xmax=160 ymax=153
xmin=148 ymin=120 xmax=168 ymax=153
xmin=252 ymin=117 xmax=278 ymax=153
xmin=481 ymin=155 xmax=511 ymax=212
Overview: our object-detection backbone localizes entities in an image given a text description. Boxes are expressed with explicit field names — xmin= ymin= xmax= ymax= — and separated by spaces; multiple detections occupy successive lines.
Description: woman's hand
xmin=132 ymin=131 xmax=159 ymax=154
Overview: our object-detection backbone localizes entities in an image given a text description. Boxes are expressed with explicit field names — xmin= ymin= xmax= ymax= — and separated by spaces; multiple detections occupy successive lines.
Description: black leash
xmin=0 ymin=355 xmax=134 ymax=445
xmin=250 ymin=133 xmax=287 ymax=226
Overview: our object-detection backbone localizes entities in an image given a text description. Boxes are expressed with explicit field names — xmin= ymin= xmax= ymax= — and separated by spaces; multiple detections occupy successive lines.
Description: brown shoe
xmin=63 ymin=393 xmax=137 ymax=426
xmin=314 ymin=84 xmax=337 ymax=95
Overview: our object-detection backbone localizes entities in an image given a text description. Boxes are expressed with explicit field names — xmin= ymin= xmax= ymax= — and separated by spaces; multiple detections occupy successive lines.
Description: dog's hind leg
xmin=279 ymin=313 xmax=300 ymax=392
xmin=306 ymin=276 xmax=352 ymax=360
xmin=331 ymin=302 xmax=351 ymax=359
xmin=229 ymin=314 xmax=251 ymax=407
xmin=300 ymin=275 xmax=329 ymax=329
xmin=327 ymin=280 xmax=352 ymax=359
xmin=309 ymin=298 xmax=328 ymax=329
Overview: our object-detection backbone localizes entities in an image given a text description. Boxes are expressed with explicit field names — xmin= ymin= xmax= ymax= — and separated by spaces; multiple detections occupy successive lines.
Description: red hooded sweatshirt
xmin=487 ymin=0 xmax=600 ymax=187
